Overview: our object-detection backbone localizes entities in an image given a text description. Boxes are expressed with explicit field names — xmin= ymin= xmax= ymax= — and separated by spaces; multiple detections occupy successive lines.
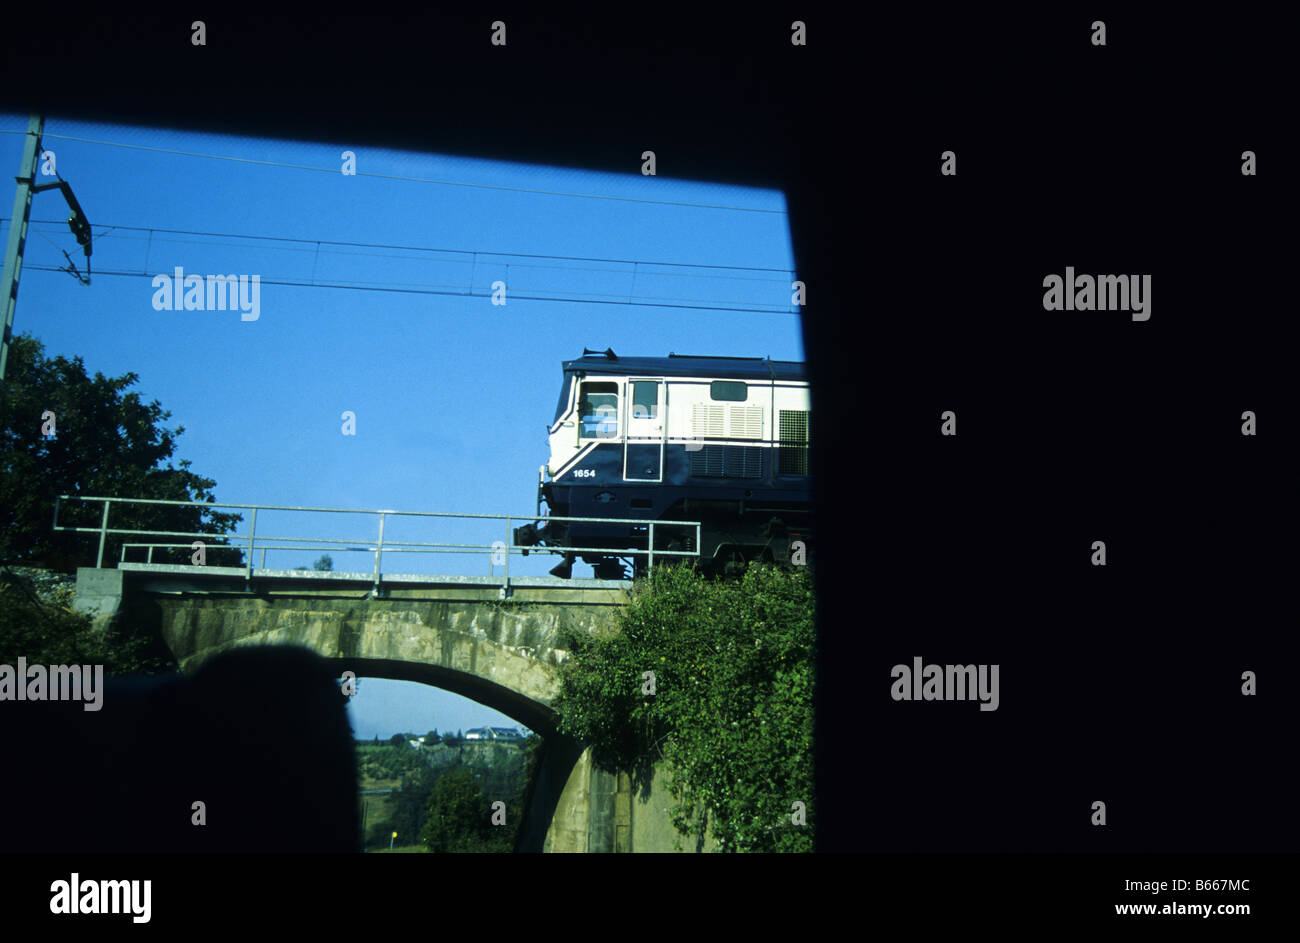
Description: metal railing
xmin=52 ymin=495 xmax=700 ymax=597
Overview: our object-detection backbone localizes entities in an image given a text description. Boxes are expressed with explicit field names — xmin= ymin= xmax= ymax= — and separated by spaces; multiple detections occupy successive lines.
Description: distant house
xmin=463 ymin=726 xmax=523 ymax=741
xmin=408 ymin=737 xmax=425 ymax=751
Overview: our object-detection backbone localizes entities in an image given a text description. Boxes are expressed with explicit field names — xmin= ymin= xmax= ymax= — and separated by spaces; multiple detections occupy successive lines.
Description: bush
xmin=419 ymin=768 xmax=512 ymax=853
xmin=555 ymin=562 xmax=814 ymax=852
xmin=0 ymin=567 xmax=175 ymax=676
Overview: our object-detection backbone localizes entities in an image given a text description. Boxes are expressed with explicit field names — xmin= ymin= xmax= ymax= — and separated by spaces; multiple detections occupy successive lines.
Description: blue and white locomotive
xmin=514 ymin=349 xmax=812 ymax=578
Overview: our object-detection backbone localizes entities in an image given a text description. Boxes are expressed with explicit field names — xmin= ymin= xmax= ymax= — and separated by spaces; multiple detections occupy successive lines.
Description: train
xmin=513 ymin=349 xmax=813 ymax=579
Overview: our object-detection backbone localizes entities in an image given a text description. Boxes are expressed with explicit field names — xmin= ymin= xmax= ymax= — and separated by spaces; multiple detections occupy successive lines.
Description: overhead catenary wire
xmin=6 ymin=218 xmax=800 ymax=313
xmin=11 ymin=219 xmax=794 ymax=280
xmin=20 ymin=264 xmax=797 ymax=314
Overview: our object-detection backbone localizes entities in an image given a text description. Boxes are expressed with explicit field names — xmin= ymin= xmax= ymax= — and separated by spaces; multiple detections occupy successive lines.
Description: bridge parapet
xmin=75 ymin=564 xmax=629 ymax=729
xmin=113 ymin=564 xmax=629 ymax=603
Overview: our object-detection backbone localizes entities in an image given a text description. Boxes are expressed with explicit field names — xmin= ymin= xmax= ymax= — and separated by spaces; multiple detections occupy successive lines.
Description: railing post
xmin=148 ymin=545 xmax=154 ymax=564
xmin=246 ymin=507 xmax=257 ymax=582
xmin=260 ymin=548 xmax=267 ymax=570
xmin=96 ymin=500 xmax=110 ymax=568
xmin=648 ymin=520 xmax=654 ymax=574
xmin=501 ymin=517 xmax=511 ymax=599
xmin=373 ymin=512 xmax=386 ymax=596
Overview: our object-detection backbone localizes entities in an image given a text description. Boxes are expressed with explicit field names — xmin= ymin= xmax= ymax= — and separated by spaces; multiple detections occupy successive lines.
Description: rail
xmin=52 ymin=495 xmax=700 ymax=598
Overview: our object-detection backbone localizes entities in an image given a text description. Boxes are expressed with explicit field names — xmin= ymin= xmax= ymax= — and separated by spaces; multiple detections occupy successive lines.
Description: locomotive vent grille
xmin=690 ymin=445 xmax=725 ymax=477
xmin=778 ymin=409 xmax=811 ymax=476
xmin=728 ymin=406 xmax=764 ymax=439
xmin=690 ymin=445 xmax=763 ymax=479
xmin=692 ymin=403 xmax=725 ymax=438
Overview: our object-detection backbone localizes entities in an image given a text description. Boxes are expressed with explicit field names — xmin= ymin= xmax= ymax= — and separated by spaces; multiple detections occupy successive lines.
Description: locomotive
xmin=513 ymin=349 xmax=813 ymax=579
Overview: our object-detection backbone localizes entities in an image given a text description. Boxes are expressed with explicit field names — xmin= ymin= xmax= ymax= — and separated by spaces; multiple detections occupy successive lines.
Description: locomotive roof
xmin=563 ymin=351 xmax=806 ymax=381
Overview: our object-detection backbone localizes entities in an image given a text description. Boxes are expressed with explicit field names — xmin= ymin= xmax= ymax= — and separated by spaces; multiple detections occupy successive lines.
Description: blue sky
xmin=0 ymin=113 xmax=802 ymax=738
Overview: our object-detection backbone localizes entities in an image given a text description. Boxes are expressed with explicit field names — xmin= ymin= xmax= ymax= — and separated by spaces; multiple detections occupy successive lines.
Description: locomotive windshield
xmin=553 ymin=374 xmax=574 ymax=425
xmin=579 ymin=381 xmax=619 ymax=439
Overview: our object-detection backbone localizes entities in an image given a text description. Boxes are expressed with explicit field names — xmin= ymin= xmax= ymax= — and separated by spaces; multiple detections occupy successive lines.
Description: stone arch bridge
xmin=75 ymin=564 xmax=704 ymax=852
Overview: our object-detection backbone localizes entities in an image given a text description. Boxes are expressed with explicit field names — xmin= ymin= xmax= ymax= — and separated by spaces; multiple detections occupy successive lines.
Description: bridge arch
xmin=332 ymin=657 xmax=557 ymax=738
xmin=338 ymin=666 xmax=592 ymax=853
xmin=86 ymin=567 xmax=631 ymax=851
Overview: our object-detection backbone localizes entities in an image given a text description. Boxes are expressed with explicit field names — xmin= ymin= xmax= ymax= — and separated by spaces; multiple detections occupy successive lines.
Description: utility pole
xmin=0 ymin=114 xmax=44 ymax=396
xmin=0 ymin=114 xmax=93 ymax=419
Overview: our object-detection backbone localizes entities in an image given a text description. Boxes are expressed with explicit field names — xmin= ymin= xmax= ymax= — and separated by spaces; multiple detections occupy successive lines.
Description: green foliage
xmin=359 ymin=736 xmax=539 ymax=852
xmin=555 ymin=562 xmax=814 ymax=852
xmin=357 ymin=743 xmax=424 ymax=781
xmin=389 ymin=733 xmax=406 ymax=748
xmin=312 ymin=554 xmax=333 ymax=572
xmin=419 ymin=767 xmax=513 ymax=853
xmin=365 ymin=818 xmax=402 ymax=850
xmin=0 ymin=568 xmax=176 ymax=676
xmin=0 ymin=334 xmax=242 ymax=570
xmin=386 ymin=766 xmax=436 ymax=846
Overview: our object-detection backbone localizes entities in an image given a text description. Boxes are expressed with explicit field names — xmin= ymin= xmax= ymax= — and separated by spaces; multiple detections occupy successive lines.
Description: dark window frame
xmin=579 ymin=381 xmax=620 ymax=439
xmin=709 ymin=380 xmax=748 ymax=402
xmin=631 ymin=380 xmax=659 ymax=419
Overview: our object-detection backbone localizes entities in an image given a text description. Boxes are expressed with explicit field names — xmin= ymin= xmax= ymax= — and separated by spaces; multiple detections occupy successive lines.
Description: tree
xmin=312 ymin=554 xmax=333 ymax=571
xmin=555 ymin=561 xmax=815 ymax=852
xmin=388 ymin=767 xmax=436 ymax=845
xmin=0 ymin=334 xmax=242 ymax=570
xmin=425 ymin=730 xmax=439 ymax=744
xmin=419 ymin=767 xmax=510 ymax=853
xmin=389 ymin=733 xmax=406 ymax=748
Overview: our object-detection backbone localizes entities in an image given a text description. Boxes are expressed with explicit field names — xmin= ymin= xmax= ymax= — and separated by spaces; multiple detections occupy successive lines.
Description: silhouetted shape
xmin=0 ymin=646 xmax=360 ymax=852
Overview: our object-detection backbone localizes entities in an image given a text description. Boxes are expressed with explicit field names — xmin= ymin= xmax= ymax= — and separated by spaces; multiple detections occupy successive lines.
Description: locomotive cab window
xmin=631 ymin=381 xmax=658 ymax=419
xmin=710 ymin=381 xmax=747 ymax=402
xmin=553 ymin=375 xmax=574 ymax=426
xmin=579 ymin=382 xmax=620 ymax=438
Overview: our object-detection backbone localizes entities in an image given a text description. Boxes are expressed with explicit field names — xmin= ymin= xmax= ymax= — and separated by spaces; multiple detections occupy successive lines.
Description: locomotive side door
xmin=623 ymin=377 xmax=664 ymax=482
